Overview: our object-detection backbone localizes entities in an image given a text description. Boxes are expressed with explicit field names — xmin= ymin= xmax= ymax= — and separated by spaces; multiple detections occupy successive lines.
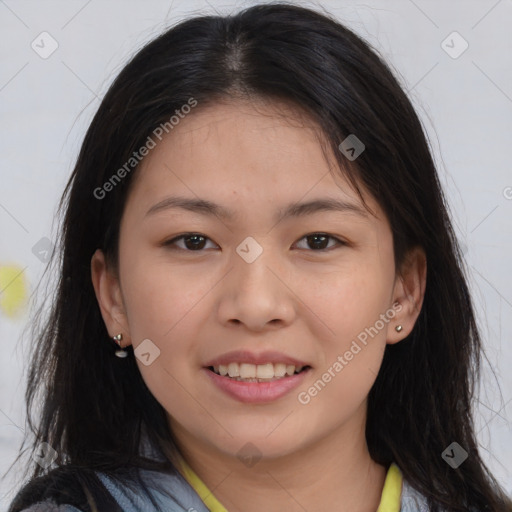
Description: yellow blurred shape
xmin=0 ymin=264 xmax=28 ymax=319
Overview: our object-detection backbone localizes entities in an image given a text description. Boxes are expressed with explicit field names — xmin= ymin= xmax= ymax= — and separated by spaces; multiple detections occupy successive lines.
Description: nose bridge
xmin=218 ymin=234 xmax=294 ymax=329
xmin=235 ymin=235 xmax=266 ymax=265
xmin=233 ymin=235 xmax=279 ymax=289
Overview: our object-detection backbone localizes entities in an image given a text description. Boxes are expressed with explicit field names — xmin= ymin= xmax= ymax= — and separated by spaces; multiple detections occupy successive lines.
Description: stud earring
xmin=113 ymin=333 xmax=128 ymax=358
xmin=395 ymin=325 xmax=403 ymax=332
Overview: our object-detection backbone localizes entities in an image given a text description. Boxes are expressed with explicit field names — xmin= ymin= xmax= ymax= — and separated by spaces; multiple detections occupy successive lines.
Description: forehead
xmin=143 ymin=98 xmax=330 ymax=172
xmin=126 ymin=98 xmax=382 ymax=223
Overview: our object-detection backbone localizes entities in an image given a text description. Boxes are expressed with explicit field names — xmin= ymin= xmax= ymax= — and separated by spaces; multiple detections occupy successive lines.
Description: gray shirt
xmin=16 ymin=431 xmax=438 ymax=511
xmin=16 ymin=463 xmax=434 ymax=512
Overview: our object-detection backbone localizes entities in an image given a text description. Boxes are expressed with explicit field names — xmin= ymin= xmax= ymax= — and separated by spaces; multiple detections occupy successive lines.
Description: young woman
xmin=6 ymin=3 xmax=512 ymax=512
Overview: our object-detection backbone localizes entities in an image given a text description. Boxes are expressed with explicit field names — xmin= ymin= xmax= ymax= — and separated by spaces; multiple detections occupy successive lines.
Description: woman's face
xmin=93 ymin=98 xmax=424 ymax=462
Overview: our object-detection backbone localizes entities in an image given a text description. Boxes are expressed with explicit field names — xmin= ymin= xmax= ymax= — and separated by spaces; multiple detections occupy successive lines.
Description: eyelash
xmin=162 ymin=232 xmax=347 ymax=252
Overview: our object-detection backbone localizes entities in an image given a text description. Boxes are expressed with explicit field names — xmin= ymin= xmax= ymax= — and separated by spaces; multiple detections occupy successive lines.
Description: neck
xmin=169 ymin=410 xmax=387 ymax=512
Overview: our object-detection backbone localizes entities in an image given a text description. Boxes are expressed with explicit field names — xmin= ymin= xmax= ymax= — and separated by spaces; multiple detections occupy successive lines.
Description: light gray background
xmin=1 ymin=0 xmax=511 ymax=509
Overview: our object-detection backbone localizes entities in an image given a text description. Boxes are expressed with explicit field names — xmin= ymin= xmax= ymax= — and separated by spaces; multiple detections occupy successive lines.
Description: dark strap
xmin=8 ymin=466 xmax=123 ymax=512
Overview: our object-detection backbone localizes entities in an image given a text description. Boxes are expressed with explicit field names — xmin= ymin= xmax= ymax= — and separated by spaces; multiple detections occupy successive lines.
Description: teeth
xmin=212 ymin=362 xmax=306 ymax=380
xmin=274 ymin=363 xmax=287 ymax=377
xmin=240 ymin=363 xmax=256 ymax=379
xmin=228 ymin=362 xmax=239 ymax=377
xmin=256 ymin=363 xmax=274 ymax=379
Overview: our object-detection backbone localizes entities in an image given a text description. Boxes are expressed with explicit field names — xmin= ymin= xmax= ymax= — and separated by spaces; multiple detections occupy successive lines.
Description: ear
xmin=387 ymin=245 xmax=427 ymax=345
xmin=90 ymin=249 xmax=131 ymax=347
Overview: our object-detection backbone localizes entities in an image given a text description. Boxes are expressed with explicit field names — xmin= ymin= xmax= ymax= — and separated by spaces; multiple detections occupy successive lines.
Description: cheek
xmin=120 ymin=258 xmax=208 ymax=419
xmin=296 ymin=266 xmax=390 ymax=417
xmin=116 ymin=254 xmax=209 ymax=409
xmin=312 ymin=259 xmax=393 ymax=341
xmin=304 ymin=258 xmax=392 ymax=401
xmin=119 ymin=245 xmax=208 ymax=339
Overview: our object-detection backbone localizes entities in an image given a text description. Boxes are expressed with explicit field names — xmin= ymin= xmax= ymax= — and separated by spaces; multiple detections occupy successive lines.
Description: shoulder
xmin=401 ymin=478 xmax=431 ymax=511
xmin=400 ymin=475 xmax=483 ymax=512
xmin=9 ymin=503 xmax=83 ymax=512
xmin=6 ymin=466 xmax=120 ymax=512
xmin=8 ymin=463 xmax=208 ymax=512
xmin=95 ymin=467 xmax=210 ymax=511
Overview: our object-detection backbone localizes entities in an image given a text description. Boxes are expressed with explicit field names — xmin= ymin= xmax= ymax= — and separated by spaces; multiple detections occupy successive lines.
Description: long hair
xmin=6 ymin=3 xmax=511 ymax=511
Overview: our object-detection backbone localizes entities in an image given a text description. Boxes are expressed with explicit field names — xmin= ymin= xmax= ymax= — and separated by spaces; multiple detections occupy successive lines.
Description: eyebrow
xmin=145 ymin=195 xmax=369 ymax=223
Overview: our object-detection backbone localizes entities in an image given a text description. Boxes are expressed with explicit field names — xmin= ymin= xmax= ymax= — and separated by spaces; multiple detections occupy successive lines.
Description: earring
xmin=113 ymin=333 xmax=128 ymax=358
xmin=395 ymin=325 xmax=403 ymax=332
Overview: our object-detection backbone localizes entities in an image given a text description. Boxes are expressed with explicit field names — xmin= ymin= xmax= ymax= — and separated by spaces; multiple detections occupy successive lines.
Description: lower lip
xmin=203 ymin=367 xmax=311 ymax=404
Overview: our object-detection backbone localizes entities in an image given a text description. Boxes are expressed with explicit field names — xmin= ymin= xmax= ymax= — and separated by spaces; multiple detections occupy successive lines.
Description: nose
xmin=216 ymin=243 xmax=296 ymax=332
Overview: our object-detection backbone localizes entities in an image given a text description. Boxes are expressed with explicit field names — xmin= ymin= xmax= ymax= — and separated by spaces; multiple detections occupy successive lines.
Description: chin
xmin=213 ymin=432 xmax=304 ymax=462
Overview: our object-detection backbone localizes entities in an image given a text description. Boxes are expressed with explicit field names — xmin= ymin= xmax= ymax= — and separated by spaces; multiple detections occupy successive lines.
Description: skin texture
xmin=91 ymin=98 xmax=427 ymax=512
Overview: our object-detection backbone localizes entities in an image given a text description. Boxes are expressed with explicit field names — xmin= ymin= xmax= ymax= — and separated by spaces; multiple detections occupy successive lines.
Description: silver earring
xmin=395 ymin=325 xmax=403 ymax=332
xmin=113 ymin=333 xmax=128 ymax=358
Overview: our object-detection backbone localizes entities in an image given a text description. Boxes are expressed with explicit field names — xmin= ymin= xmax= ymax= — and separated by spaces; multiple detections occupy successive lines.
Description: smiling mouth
xmin=207 ymin=363 xmax=311 ymax=382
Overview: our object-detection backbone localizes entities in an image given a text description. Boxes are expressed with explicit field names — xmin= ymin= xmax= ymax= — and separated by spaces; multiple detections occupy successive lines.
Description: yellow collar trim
xmin=377 ymin=462 xmax=403 ymax=512
xmin=178 ymin=456 xmax=228 ymax=512
xmin=178 ymin=457 xmax=402 ymax=512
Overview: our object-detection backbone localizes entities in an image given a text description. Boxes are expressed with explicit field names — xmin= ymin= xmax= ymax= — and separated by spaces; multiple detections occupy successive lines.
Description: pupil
xmin=308 ymin=234 xmax=328 ymax=250
xmin=185 ymin=235 xmax=205 ymax=250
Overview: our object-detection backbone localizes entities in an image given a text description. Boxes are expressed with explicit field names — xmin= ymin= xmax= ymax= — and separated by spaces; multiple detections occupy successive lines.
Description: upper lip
xmin=203 ymin=350 xmax=311 ymax=368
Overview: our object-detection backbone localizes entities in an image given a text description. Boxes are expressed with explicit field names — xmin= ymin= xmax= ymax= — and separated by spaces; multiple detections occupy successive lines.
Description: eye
xmin=162 ymin=233 xmax=217 ymax=251
xmin=162 ymin=232 xmax=346 ymax=252
xmin=294 ymin=233 xmax=346 ymax=251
